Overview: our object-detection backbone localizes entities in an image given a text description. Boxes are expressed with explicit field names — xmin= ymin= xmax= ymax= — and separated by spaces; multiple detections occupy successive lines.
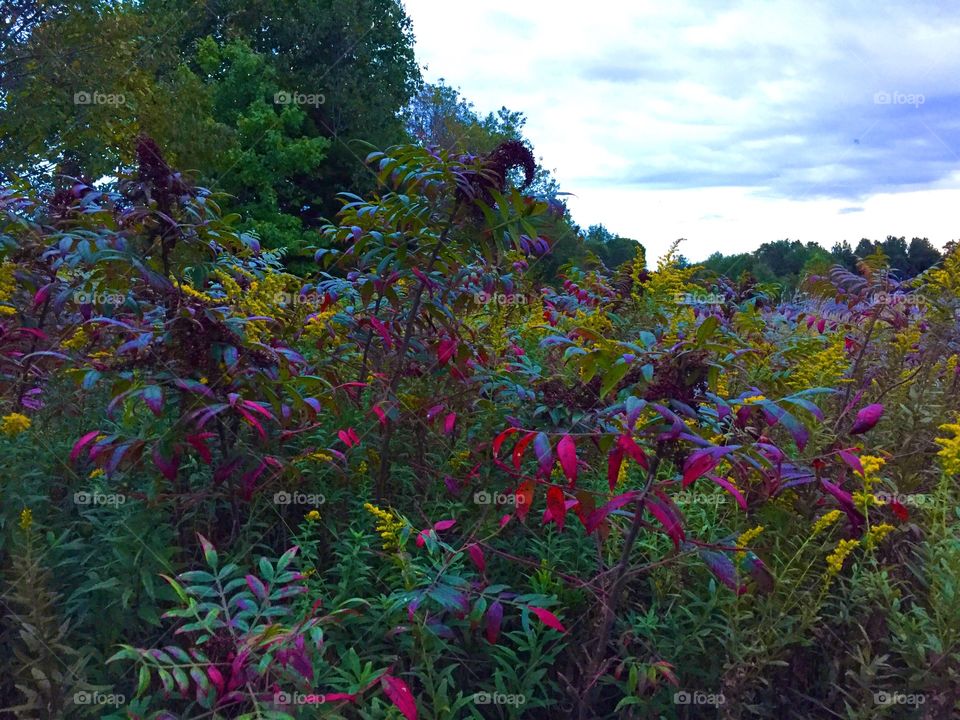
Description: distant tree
xmin=855 ymin=238 xmax=878 ymax=259
xmin=881 ymin=236 xmax=910 ymax=276
xmin=830 ymin=240 xmax=858 ymax=271
xmin=907 ymin=237 xmax=941 ymax=275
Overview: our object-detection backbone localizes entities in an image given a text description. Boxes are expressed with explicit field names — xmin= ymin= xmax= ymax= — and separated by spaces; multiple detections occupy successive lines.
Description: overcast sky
xmin=404 ymin=0 xmax=960 ymax=261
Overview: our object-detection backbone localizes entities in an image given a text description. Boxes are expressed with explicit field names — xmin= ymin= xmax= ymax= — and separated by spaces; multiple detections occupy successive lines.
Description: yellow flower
xmin=308 ymin=451 xmax=332 ymax=463
xmin=199 ymin=377 xmax=209 ymax=385
xmin=864 ymin=523 xmax=895 ymax=550
xmin=935 ymin=421 xmax=960 ymax=476
xmin=736 ymin=525 xmax=764 ymax=554
xmin=856 ymin=455 xmax=886 ymax=490
xmin=825 ymin=538 xmax=859 ymax=576
xmin=0 ymin=259 xmax=17 ymax=302
xmin=19 ymin=508 xmax=33 ymax=531
xmin=62 ymin=327 xmax=90 ymax=351
xmin=1 ymin=412 xmax=31 ymax=436
xmin=736 ymin=394 xmax=765 ymax=406
xmin=853 ymin=490 xmax=883 ymax=510
xmin=811 ymin=510 xmax=843 ymax=536
xmin=363 ymin=502 xmax=406 ymax=552
xmin=0 ymin=305 xmax=16 ymax=315
xmin=305 ymin=510 xmax=321 ymax=522
xmin=89 ymin=468 xmax=105 ymax=479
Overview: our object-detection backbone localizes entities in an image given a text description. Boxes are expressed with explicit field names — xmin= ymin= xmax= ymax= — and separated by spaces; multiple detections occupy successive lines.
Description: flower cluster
xmin=935 ymin=421 xmax=960 ymax=476
xmin=811 ymin=510 xmax=843 ymax=536
xmin=363 ymin=502 xmax=407 ymax=552
xmin=1 ymin=412 xmax=31 ymax=436
xmin=825 ymin=538 xmax=859 ymax=577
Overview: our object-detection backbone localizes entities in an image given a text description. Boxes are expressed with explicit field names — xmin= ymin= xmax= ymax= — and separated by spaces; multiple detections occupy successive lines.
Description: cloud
xmin=404 ymin=0 xmax=960 ymax=258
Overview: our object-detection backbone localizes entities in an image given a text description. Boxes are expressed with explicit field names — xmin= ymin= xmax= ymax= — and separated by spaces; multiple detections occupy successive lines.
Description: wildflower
xmin=363 ymin=502 xmax=406 ymax=552
xmin=0 ymin=259 xmax=16 ymax=302
xmin=825 ymin=538 xmax=859 ymax=576
xmin=305 ymin=510 xmax=321 ymax=522
xmin=853 ymin=490 xmax=883 ymax=511
xmin=1 ymin=412 xmax=32 ymax=436
xmin=935 ymin=421 xmax=960 ymax=476
xmin=811 ymin=509 xmax=843 ymax=536
xmin=309 ymin=451 xmax=332 ymax=463
xmin=19 ymin=508 xmax=33 ymax=531
xmin=736 ymin=525 xmax=764 ymax=554
xmin=199 ymin=377 xmax=208 ymax=385
xmin=89 ymin=468 xmax=105 ymax=479
xmin=61 ymin=327 xmax=90 ymax=351
xmin=0 ymin=305 xmax=16 ymax=315
xmin=737 ymin=394 xmax=766 ymax=405
xmin=864 ymin=523 xmax=895 ymax=550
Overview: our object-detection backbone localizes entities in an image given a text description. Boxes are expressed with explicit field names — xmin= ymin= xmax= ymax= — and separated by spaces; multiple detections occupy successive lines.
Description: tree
xmin=907 ymin=237 xmax=941 ymax=275
xmin=855 ymin=238 xmax=877 ymax=259
xmin=830 ymin=240 xmax=857 ymax=271
xmin=881 ymin=236 xmax=909 ymax=276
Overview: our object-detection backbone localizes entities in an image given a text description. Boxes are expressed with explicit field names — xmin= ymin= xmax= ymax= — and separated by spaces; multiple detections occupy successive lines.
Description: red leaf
xmin=338 ymin=428 xmax=359 ymax=447
xmin=186 ymin=433 xmax=216 ymax=464
xmin=433 ymin=519 xmax=456 ymax=532
xmin=443 ymin=412 xmax=456 ymax=435
xmin=584 ymin=492 xmax=637 ymax=534
xmin=607 ymin=446 xmax=624 ymax=491
xmin=515 ymin=480 xmax=534 ymax=520
xmin=492 ymin=427 xmax=519 ymax=458
xmin=372 ymin=405 xmax=387 ymax=426
xmin=890 ymin=500 xmax=909 ymax=521
xmin=437 ymin=338 xmax=457 ymax=365
xmin=682 ymin=448 xmax=722 ymax=487
xmin=556 ymin=435 xmax=577 ymax=484
xmin=152 ymin=446 xmax=181 ymax=481
xmin=467 ymin=544 xmax=486 ymax=572
xmin=512 ymin=431 xmax=536 ymax=469
xmin=70 ymin=430 xmax=102 ymax=462
xmin=838 ymin=449 xmax=863 ymax=476
xmin=485 ymin=601 xmax=503 ymax=643
xmin=708 ymin=475 xmax=747 ymax=511
xmin=207 ymin=666 xmax=225 ymax=695
xmin=381 ymin=675 xmax=417 ymax=720
xmin=545 ymin=485 xmax=567 ymax=530
xmin=646 ymin=496 xmax=685 ymax=548
xmin=528 ymin=606 xmax=566 ymax=632
xmin=850 ymin=403 xmax=884 ymax=435
xmin=617 ymin=435 xmax=648 ymax=470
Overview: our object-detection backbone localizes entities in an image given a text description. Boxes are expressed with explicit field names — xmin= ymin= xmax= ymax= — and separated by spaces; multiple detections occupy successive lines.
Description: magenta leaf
xmin=850 ymin=403 xmax=884 ymax=435
xmin=381 ymin=674 xmax=417 ymax=720
xmin=529 ymin=606 xmax=566 ymax=632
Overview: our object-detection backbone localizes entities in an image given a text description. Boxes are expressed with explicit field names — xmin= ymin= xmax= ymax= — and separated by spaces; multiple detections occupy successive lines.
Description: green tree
xmin=907 ymin=237 xmax=941 ymax=275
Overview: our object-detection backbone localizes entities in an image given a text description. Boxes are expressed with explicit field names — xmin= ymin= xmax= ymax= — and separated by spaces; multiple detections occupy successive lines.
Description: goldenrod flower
xmin=737 ymin=395 xmax=766 ymax=405
xmin=864 ymin=523 xmax=895 ymax=550
xmin=363 ymin=502 xmax=406 ymax=552
xmin=1 ymin=412 xmax=31 ymax=436
xmin=19 ymin=508 xmax=33 ymax=531
xmin=811 ymin=510 xmax=843 ymax=536
xmin=825 ymin=538 xmax=859 ymax=576
xmin=935 ymin=421 xmax=960 ymax=476
xmin=308 ymin=451 xmax=332 ymax=463
xmin=89 ymin=468 xmax=105 ymax=479
xmin=305 ymin=510 xmax=321 ymax=522
xmin=736 ymin=525 xmax=764 ymax=556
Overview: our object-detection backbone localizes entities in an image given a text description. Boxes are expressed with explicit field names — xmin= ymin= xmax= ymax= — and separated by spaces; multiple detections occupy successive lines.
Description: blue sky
xmin=404 ymin=0 xmax=960 ymax=261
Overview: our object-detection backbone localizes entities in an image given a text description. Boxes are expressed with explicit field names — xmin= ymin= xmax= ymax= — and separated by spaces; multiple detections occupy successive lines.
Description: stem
xmin=375 ymin=199 xmax=461 ymax=499
xmin=578 ymin=456 xmax=661 ymax=718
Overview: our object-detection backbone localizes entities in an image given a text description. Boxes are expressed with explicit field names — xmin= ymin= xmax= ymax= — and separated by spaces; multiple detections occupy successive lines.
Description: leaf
xmin=545 ymin=485 xmax=567 ymax=530
xmin=607 ymin=446 xmax=625 ymax=491
xmin=492 ymin=427 xmax=519 ymax=457
xmin=646 ymin=496 xmax=685 ymax=549
xmin=850 ymin=403 xmax=884 ymax=435
xmin=601 ymin=361 xmax=631 ymax=398
xmin=245 ymin=575 xmax=268 ymax=601
xmin=515 ymin=480 xmax=534 ymax=520
xmin=838 ymin=449 xmax=863 ymax=476
xmin=197 ymin=534 xmax=218 ymax=570
xmin=556 ymin=435 xmax=577 ymax=484
xmin=485 ymin=601 xmax=503 ymax=643
xmin=707 ymin=475 xmax=747 ymax=511
xmin=533 ymin=432 xmax=553 ymax=476
xmin=699 ymin=548 xmax=744 ymax=594
xmin=70 ymin=429 xmax=102 ymax=462
xmin=617 ymin=435 xmax=649 ymax=470
xmin=528 ymin=606 xmax=566 ymax=632
xmin=443 ymin=412 xmax=456 ymax=435
xmin=467 ymin=544 xmax=486 ymax=573
xmin=584 ymin=492 xmax=637 ymax=534
xmin=381 ymin=674 xmax=417 ymax=720
xmin=512 ymin=431 xmax=537 ymax=469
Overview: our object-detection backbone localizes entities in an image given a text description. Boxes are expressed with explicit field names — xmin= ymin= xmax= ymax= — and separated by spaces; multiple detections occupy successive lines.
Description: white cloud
xmin=404 ymin=0 xmax=960 ymax=261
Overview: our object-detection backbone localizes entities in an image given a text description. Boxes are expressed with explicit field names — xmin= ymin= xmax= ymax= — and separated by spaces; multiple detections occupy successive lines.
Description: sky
xmin=403 ymin=0 xmax=960 ymax=262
